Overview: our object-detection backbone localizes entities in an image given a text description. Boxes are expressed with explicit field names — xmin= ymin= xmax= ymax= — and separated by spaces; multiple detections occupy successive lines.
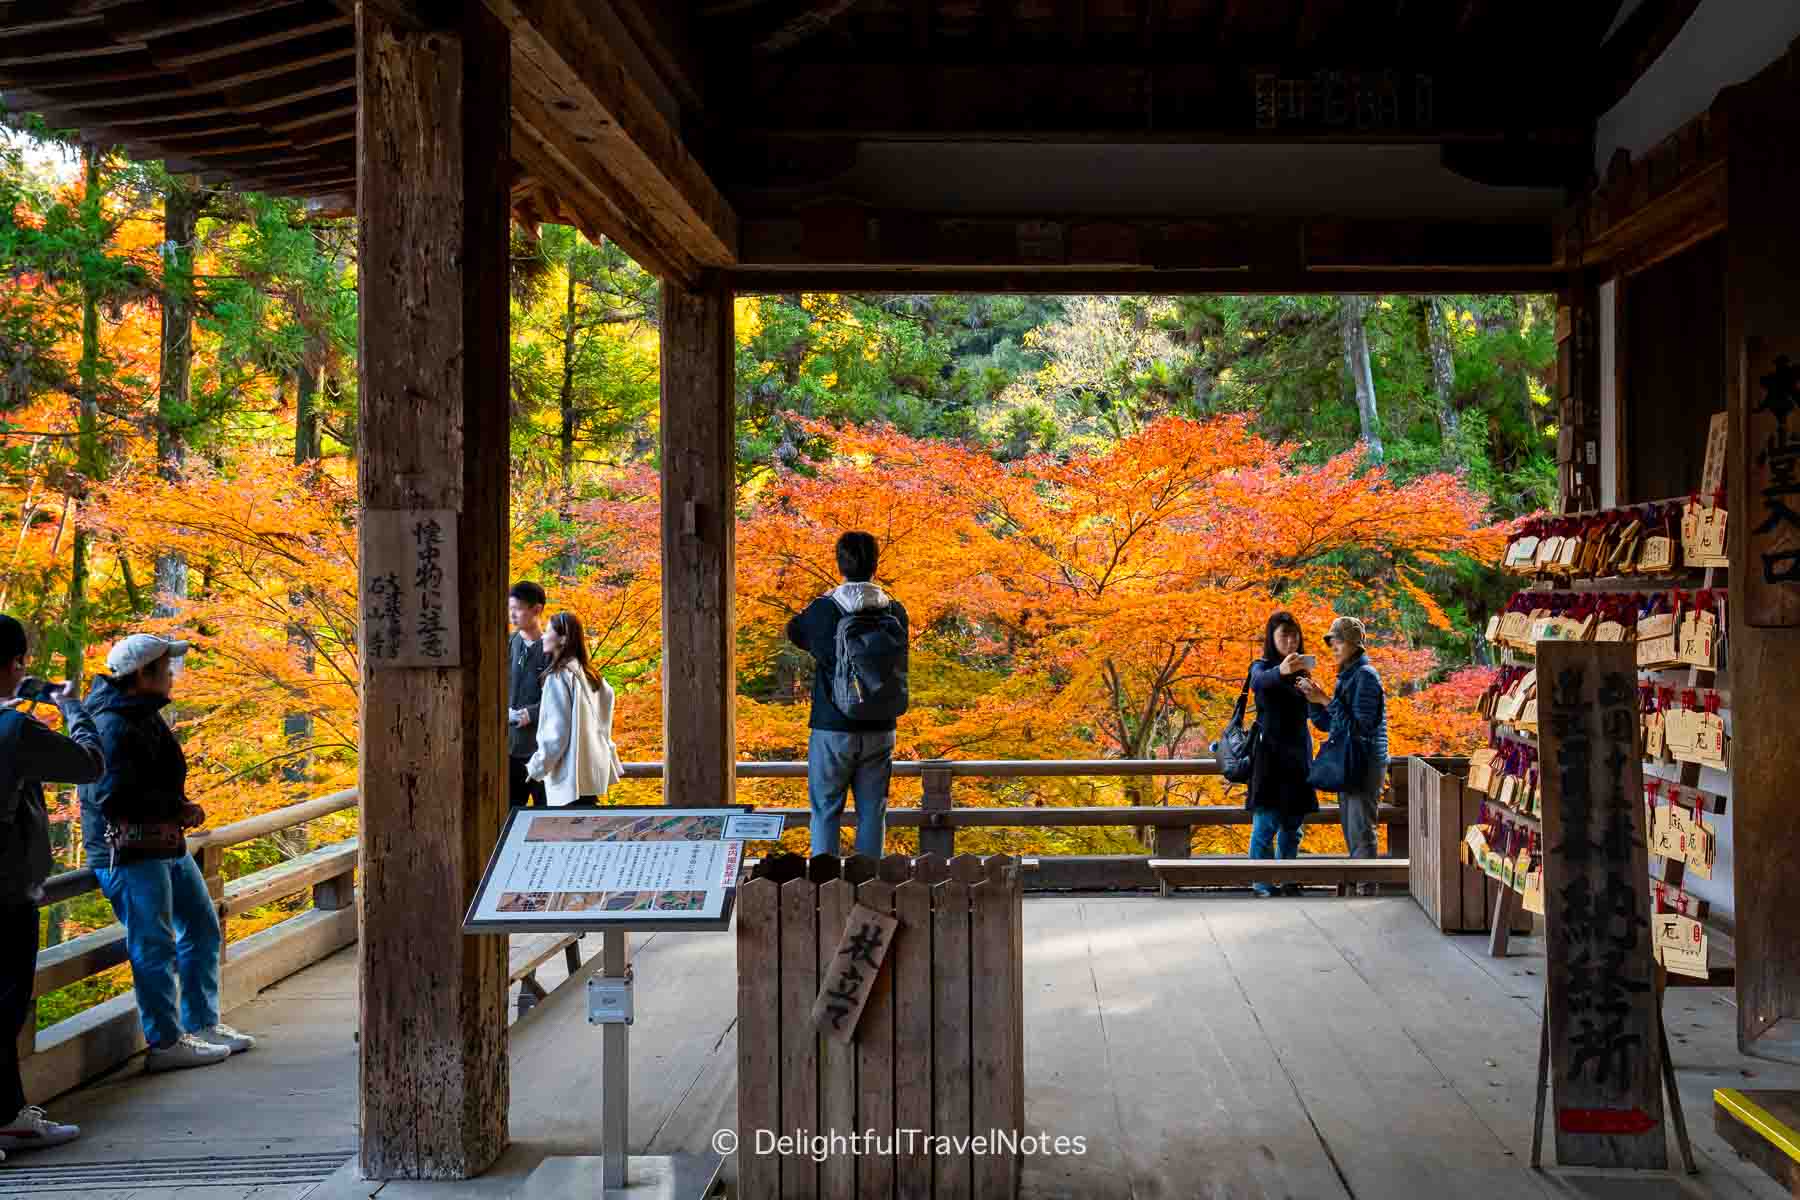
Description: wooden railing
xmin=28 ymin=755 xmax=1427 ymax=1100
xmin=617 ymin=756 xmax=1415 ymax=891
xmin=27 ymin=788 xmax=360 ymax=1103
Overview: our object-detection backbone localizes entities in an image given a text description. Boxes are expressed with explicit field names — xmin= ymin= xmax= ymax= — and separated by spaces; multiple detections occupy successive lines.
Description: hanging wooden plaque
xmin=361 ymin=509 xmax=461 ymax=668
xmin=1537 ymin=641 xmax=1665 ymax=1169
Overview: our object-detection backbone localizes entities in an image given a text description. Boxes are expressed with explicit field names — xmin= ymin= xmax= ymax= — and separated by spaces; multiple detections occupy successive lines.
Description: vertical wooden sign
xmin=1747 ymin=342 xmax=1800 ymax=625
xmin=361 ymin=509 xmax=461 ymax=667
xmin=1538 ymin=641 xmax=1665 ymax=1169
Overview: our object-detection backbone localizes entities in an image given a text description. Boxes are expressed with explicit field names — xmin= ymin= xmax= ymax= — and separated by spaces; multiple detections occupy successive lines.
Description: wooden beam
xmin=726 ymin=57 xmax=1564 ymax=141
xmin=659 ymin=276 xmax=736 ymax=807
xmin=182 ymin=27 xmax=353 ymax=90
xmin=104 ymin=1 xmax=314 ymax=43
xmin=727 ymin=265 xmax=1565 ymax=295
xmin=146 ymin=8 xmax=352 ymax=68
xmin=355 ymin=0 xmax=510 ymax=1179
xmin=487 ymin=0 xmax=737 ymax=268
xmin=509 ymin=90 xmax=697 ymax=283
xmin=755 ymin=0 xmax=864 ymax=55
xmin=738 ymin=209 xmax=1554 ymax=273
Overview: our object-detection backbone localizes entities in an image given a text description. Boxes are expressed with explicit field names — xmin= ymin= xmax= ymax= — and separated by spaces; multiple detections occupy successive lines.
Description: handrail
xmin=620 ymin=758 xmax=1225 ymax=779
xmin=38 ymin=786 xmax=360 ymax=908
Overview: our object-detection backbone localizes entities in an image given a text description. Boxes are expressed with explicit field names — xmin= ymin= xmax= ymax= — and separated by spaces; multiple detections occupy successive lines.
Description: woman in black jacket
xmin=1246 ymin=611 xmax=1320 ymax=896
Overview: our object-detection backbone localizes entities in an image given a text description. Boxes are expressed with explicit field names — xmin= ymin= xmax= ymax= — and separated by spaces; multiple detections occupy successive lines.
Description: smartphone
xmin=1296 ymin=654 xmax=1317 ymax=671
xmin=16 ymin=677 xmax=55 ymax=703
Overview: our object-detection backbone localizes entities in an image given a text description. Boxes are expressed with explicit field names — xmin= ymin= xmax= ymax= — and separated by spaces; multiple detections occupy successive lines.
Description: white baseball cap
xmin=106 ymin=633 xmax=190 ymax=677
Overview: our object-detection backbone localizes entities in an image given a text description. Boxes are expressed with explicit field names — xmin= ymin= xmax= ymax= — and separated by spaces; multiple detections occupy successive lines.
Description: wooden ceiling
xmin=0 ymin=1 xmax=357 ymax=203
xmin=0 ymin=0 xmax=1708 ymax=287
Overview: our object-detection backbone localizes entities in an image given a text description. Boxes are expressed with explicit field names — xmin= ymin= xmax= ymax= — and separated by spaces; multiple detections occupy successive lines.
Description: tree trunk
xmin=1340 ymin=295 xmax=1383 ymax=464
xmin=557 ymin=245 xmax=579 ymax=575
xmin=1424 ymin=297 xmax=1459 ymax=456
xmin=154 ymin=175 xmax=199 ymax=619
xmin=284 ymin=357 xmax=321 ymax=822
xmin=67 ymin=144 xmax=104 ymax=688
xmin=294 ymin=360 xmax=322 ymax=466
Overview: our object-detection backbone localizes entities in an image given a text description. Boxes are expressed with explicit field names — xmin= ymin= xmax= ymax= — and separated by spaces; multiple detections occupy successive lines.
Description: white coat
xmin=525 ymin=662 xmax=625 ymax=806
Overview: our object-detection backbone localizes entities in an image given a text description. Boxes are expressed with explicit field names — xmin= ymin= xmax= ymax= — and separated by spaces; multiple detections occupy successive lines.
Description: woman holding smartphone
xmin=1245 ymin=611 xmax=1319 ymax=896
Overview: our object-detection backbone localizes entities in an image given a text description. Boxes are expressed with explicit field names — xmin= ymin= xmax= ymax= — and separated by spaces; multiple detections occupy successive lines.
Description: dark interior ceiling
xmin=0 ymin=1 xmax=357 ymax=202
xmin=0 ymin=1 xmax=1700 ymax=229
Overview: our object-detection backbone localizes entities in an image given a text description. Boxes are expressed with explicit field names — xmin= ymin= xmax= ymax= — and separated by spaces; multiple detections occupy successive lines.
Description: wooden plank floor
xmin=15 ymin=897 xmax=1799 ymax=1199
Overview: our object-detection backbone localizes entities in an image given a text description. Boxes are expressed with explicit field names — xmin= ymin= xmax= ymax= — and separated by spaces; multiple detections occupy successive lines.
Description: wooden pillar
xmin=658 ymin=277 xmax=736 ymax=806
xmin=1726 ymin=76 xmax=1800 ymax=1060
xmin=355 ymin=0 xmax=511 ymax=1178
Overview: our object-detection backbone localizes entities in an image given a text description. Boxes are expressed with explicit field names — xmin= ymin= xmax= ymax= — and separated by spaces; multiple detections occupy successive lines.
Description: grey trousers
xmin=1339 ymin=754 xmax=1388 ymax=858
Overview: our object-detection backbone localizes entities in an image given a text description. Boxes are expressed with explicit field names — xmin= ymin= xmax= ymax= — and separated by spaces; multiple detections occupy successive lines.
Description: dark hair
xmin=835 ymin=531 xmax=879 ymax=583
xmin=509 ymin=580 xmax=547 ymax=609
xmin=1261 ymin=610 xmax=1305 ymax=662
xmin=542 ymin=612 xmax=603 ymax=693
xmin=0 ymin=615 xmax=25 ymax=665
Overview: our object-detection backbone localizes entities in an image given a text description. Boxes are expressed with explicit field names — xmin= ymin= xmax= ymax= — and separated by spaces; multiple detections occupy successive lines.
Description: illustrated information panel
xmin=466 ymin=807 xmax=750 ymax=931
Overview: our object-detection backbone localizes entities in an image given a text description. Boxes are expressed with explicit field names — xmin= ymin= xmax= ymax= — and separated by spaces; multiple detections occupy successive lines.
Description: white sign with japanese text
xmin=466 ymin=807 xmax=748 ymax=931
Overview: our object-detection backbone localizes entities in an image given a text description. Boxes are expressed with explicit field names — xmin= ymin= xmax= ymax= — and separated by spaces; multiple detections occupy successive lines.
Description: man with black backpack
xmin=786 ymin=531 xmax=909 ymax=857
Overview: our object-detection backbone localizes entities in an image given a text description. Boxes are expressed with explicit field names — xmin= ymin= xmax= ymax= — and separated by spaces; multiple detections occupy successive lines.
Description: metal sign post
xmin=516 ymin=929 xmax=725 ymax=1199
xmin=463 ymin=806 xmax=753 ymax=1200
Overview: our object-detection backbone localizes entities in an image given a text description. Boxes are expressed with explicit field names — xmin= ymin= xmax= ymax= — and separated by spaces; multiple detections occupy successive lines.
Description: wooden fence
xmin=624 ymin=756 xmax=1416 ymax=892
xmin=738 ymin=853 xmax=1025 ymax=1200
xmin=1407 ymin=757 xmax=1531 ymax=936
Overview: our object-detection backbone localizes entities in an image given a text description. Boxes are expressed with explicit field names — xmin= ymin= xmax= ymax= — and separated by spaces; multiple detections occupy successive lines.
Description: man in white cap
xmin=81 ymin=634 xmax=257 ymax=1072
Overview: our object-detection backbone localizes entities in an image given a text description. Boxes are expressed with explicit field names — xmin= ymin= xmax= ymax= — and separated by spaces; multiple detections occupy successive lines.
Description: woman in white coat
xmin=526 ymin=612 xmax=625 ymax=806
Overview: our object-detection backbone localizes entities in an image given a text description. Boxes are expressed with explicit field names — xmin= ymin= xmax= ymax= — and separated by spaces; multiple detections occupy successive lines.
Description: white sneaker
xmin=0 ymin=1106 xmax=80 ymax=1152
xmin=192 ymin=1023 xmax=256 ymax=1053
xmin=144 ymin=1033 xmax=231 ymax=1072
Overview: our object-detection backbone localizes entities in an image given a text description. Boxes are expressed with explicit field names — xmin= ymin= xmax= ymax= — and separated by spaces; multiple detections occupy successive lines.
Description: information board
xmin=464 ymin=805 xmax=756 ymax=933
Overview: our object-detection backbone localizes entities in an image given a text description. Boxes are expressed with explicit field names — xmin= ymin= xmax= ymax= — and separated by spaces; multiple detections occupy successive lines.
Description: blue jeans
xmin=807 ymin=729 xmax=895 ymax=857
xmin=1249 ymin=808 xmax=1304 ymax=896
xmin=96 ymin=855 xmax=222 ymax=1048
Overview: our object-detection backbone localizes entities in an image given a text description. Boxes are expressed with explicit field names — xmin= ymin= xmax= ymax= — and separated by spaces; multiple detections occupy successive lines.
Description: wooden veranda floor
xmin=5 ymin=896 xmax=1793 ymax=1199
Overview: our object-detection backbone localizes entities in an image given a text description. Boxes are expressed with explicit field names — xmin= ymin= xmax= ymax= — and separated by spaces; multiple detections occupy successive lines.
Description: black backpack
xmin=830 ymin=600 xmax=909 ymax=721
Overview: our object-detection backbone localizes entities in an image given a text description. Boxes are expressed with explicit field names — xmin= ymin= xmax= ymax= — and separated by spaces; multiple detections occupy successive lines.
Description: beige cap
xmin=1324 ymin=616 xmax=1365 ymax=647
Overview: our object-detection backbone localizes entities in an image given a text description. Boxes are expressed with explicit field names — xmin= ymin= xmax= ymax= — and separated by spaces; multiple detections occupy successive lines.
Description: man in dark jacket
xmin=0 ymin=614 xmax=101 ymax=1156
xmin=507 ymin=581 xmax=550 ymax=807
xmin=83 ymin=634 xmax=254 ymax=1074
xmin=786 ymin=532 xmax=909 ymax=857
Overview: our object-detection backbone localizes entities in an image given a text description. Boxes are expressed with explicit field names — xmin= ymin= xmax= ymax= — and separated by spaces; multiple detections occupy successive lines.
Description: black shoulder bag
xmin=1214 ymin=663 xmax=1262 ymax=784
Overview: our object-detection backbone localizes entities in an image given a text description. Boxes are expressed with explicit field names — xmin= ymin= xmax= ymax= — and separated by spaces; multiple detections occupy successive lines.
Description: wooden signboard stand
xmin=1527 ymin=641 xmax=1694 ymax=1172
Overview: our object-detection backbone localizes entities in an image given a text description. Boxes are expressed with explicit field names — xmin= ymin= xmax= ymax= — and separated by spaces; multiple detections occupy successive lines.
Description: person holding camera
xmin=81 ymin=634 xmax=256 ymax=1074
xmin=0 ymin=614 xmax=102 ymax=1156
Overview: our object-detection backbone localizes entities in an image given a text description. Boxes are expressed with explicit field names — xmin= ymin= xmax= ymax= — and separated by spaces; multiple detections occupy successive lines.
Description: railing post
xmin=1153 ymin=824 xmax=1192 ymax=859
xmin=196 ymin=842 xmax=226 ymax=965
xmin=920 ymin=759 xmax=955 ymax=859
xmin=1385 ymin=759 xmax=1409 ymax=858
xmin=313 ymin=868 xmax=356 ymax=912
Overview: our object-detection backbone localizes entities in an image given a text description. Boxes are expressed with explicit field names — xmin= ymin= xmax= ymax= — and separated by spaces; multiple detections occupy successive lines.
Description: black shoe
xmin=1279 ymin=883 xmax=1303 ymax=897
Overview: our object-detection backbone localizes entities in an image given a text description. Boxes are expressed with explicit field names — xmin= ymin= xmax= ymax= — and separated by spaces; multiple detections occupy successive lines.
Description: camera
xmin=16 ymin=677 xmax=57 ymax=703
